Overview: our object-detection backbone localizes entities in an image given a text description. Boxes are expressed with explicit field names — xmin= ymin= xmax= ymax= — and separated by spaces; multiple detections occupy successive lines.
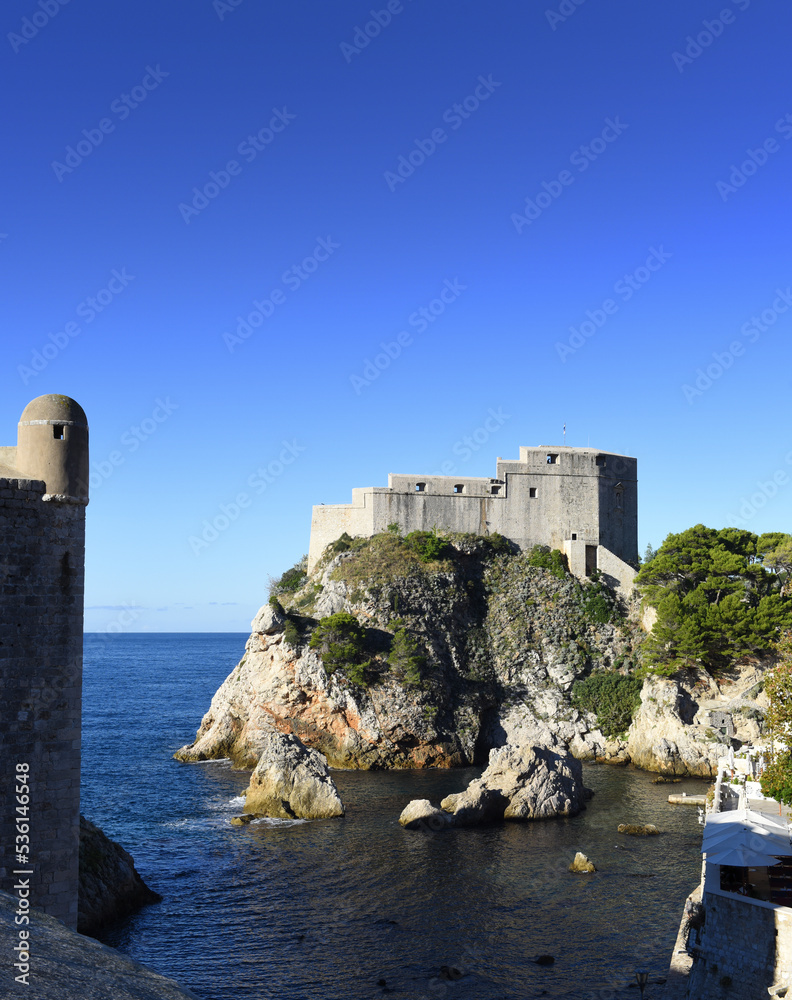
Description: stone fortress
xmin=309 ymin=445 xmax=638 ymax=592
xmin=0 ymin=394 xmax=89 ymax=930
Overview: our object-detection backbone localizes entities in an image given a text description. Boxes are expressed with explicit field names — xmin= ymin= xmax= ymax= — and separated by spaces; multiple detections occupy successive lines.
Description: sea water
xmin=81 ymin=633 xmax=705 ymax=1000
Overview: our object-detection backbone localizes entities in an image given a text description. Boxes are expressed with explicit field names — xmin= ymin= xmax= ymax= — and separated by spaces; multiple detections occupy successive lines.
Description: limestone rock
xmin=78 ymin=815 xmax=161 ymax=936
xmin=251 ymin=601 xmax=286 ymax=634
xmin=244 ymin=733 xmax=344 ymax=820
xmin=398 ymin=798 xmax=451 ymax=830
xmin=441 ymin=743 xmax=591 ymax=826
xmin=569 ymin=852 xmax=596 ymax=873
xmin=618 ymin=823 xmax=659 ymax=836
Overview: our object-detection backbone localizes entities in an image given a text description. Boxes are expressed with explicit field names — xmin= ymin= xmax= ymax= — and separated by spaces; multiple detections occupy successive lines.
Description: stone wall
xmin=686 ymin=889 xmax=792 ymax=998
xmin=0 ymin=478 xmax=86 ymax=929
xmin=308 ymin=446 xmax=638 ymax=587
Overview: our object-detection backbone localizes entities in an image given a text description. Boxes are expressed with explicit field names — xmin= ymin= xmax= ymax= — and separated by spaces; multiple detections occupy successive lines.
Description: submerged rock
xmin=244 ymin=733 xmax=344 ymax=820
xmin=441 ymin=743 xmax=591 ymax=826
xmin=617 ymin=823 xmax=659 ymax=836
xmin=78 ymin=816 xmax=161 ymax=936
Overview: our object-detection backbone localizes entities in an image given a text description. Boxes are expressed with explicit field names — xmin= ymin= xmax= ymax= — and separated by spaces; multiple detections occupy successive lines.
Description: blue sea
xmin=82 ymin=633 xmax=705 ymax=1000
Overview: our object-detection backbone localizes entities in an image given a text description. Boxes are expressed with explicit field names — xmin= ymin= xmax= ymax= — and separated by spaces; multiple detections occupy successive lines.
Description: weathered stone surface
xmin=441 ymin=743 xmax=591 ymax=826
xmin=244 ymin=733 xmax=344 ymax=819
xmin=398 ymin=799 xmax=451 ymax=830
xmin=78 ymin=815 xmax=161 ymax=936
xmin=0 ymin=889 xmax=198 ymax=1000
xmin=569 ymin=852 xmax=596 ymax=873
xmin=251 ymin=601 xmax=286 ymax=635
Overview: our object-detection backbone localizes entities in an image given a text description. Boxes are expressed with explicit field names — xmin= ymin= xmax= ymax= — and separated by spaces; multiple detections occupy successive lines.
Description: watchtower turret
xmin=17 ymin=394 xmax=89 ymax=498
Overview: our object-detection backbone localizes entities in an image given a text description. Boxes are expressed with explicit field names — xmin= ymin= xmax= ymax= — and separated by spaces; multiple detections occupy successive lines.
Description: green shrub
xmin=273 ymin=557 xmax=308 ymax=594
xmin=283 ymin=620 xmax=299 ymax=646
xmin=388 ymin=627 xmax=426 ymax=687
xmin=581 ymin=580 xmax=620 ymax=624
xmin=527 ymin=545 xmax=568 ymax=579
xmin=268 ymin=596 xmax=285 ymax=613
xmin=571 ymin=671 xmax=643 ymax=738
xmin=404 ymin=530 xmax=449 ymax=563
xmin=328 ymin=532 xmax=354 ymax=554
xmin=309 ymin=612 xmax=370 ymax=684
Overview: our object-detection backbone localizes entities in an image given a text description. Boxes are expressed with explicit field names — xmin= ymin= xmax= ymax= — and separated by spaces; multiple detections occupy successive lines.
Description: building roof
xmin=19 ymin=394 xmax=87 ymax=426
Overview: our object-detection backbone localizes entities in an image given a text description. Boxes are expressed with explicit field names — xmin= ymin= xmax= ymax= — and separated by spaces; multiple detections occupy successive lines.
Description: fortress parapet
xmin=0 ymin=395 xmax=89 ymax=929
xmin=308 ymin=445 xmax=638 ymax=592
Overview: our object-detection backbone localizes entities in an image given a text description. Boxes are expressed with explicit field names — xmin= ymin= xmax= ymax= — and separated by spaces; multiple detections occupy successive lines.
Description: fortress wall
xmin=308 ymin=488 xmax=377 ymax=572
xmin=595 ymin=545 xmax=637 ymax=595
xmin=0 ymin=479 xmax=86 ymax=929
xmin=370 ymin=490 xmax=499 ymax=537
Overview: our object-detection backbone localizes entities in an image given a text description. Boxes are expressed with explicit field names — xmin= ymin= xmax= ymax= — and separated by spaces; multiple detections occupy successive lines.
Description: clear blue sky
xmin=2 ymin=0 xmax=791 ymax=632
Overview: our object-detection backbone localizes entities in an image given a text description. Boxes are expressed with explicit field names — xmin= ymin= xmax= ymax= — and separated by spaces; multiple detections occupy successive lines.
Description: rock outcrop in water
xmin=78 ymin=815 xmax=161 ymax=936
xmin=440 ymin=742 xmax=591 ymax=824
xmin=243 ymin=733 xmax=344 ymax=819
xmin=175 ymin=533 xmax=773 ymax=781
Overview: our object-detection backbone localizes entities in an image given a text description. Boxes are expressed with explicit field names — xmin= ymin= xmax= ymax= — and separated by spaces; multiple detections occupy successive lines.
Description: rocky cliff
xmin=175 ymin=534 xmax=773 ymax=800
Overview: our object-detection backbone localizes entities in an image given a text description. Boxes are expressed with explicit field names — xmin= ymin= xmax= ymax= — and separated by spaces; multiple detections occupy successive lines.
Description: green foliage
xmin=642 ymin=543 xmax=657 ymax=566
xmin=760 ymin=752 xmax=792 ymax=807
xmin=268 ymin=596 xmax=284 ymax=613
xmin=571 ymin=671 xmax=643 ymax=738
xmin=387 ymin=522 xmax=401 ymax=536
xmin=527 ymin=545 xmax=568 ymax=579
xmin=635 ymin=525 xmax=792 ymax=674
xmin=388 ymin=627 xmax=426 ymax=687
xmin=272 ymin=556 xmax=308 ymax=594
xmin=404 ymin=530 xmax=449 ymax=563
xmin=328 ymin=532 xmax=354 ymax=554
xmin=309 ymin=613 xmax=370 ymax=684
xmin=283 ymin=619 xmax=300 ymax=646
xmin=581 ymin=579 xmax=620 ymax=624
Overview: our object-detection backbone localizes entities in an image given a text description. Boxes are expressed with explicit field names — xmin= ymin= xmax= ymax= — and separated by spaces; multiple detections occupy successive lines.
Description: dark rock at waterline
xmin=78 ymin=815 xmax=161 ymax=936
xmin=535 ymin=954 xmax=555 ymax=966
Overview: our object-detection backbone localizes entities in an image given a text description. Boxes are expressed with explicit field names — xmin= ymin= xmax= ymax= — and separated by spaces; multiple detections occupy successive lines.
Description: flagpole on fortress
xmin=563 ymin=423 xmax=566 ymax=446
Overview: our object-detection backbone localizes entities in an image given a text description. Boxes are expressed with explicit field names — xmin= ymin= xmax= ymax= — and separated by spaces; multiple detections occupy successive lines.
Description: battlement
xmin=308 ymin=444 xmax=638 ymax=592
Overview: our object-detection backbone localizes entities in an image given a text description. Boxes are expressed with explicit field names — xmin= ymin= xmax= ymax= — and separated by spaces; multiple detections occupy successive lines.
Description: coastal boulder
xmin=244 ymin=732 xmax=345 ymax=820
xmin=251 ymin=601 xmax=286 ymax=635
xmin=441 ymin=743 xmax=591 ymax=826
xmin=569 ymin=852 xmax=596 ymax=873
xmin=398 ymin=799 xmax=451 ymax=830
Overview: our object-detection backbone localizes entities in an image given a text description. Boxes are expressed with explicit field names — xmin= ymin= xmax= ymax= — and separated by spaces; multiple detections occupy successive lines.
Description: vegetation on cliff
xmin=636 ymin=525 xmax=792 ymax=675
xmin=760 ymin=630 xmax=792 ymax=805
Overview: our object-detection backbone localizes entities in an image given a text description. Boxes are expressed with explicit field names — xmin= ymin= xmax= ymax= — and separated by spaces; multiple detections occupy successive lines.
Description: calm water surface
xmin=82 ymin=634 xmax=705 ymax=1000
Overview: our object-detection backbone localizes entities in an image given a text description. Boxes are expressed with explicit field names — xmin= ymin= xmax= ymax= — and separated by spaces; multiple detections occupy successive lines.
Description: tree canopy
xmin=636 ymin=525 xmax=792 ymax=674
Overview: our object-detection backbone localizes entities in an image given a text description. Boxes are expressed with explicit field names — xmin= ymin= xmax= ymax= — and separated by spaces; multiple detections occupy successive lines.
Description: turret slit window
xmin=53 ymin=425 xmax=64 ymax=439
xmin=453 ymin=484 xmax=464 ymax=494
xmin=546 ymin=453 xmax=558 ymax=464
xmin=529 ymin=487 xmax=537 ymax=498
xmin=491 ymin=485 xmax=501 ymax=495
xmin=415 ymin=482 xmax=426 ymax=492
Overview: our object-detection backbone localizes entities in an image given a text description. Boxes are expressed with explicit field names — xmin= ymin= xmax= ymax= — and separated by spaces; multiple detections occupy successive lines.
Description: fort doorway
xmin=585 ymin=545 xmax=597 ymax=576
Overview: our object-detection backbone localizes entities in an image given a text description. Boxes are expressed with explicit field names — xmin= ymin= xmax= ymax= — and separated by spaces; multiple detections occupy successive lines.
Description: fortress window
xmin=415 ymin=482 xmax=426 ymax=493
xmin=571 ymin=533 xmax=577 ymax=540
xmin=53 ymin=425 xmax=64 ymax=439
xmin=596 ymin=455 xmax=606 ymax=467
xmin=454 ymin=484 xmax=464 ymax=494
xmin=529 ymin=487 xmax=537 ymax=498
xmin=491 ymin=485 xmax=501 ymax=495
xmin=546 ymin=453 xmax=558 ymax=465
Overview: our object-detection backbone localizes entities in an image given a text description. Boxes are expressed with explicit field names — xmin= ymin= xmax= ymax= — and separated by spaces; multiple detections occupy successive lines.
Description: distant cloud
xmin=86 ymin=604 xmax=147 ymax=611
xmin=209 ymin=602 xmax=240 ymax=606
